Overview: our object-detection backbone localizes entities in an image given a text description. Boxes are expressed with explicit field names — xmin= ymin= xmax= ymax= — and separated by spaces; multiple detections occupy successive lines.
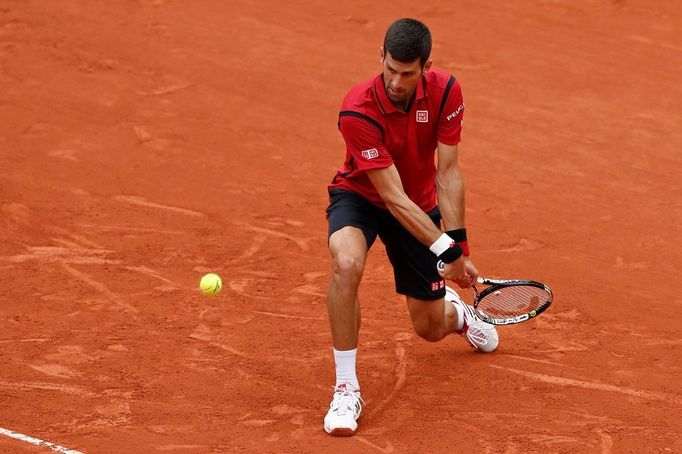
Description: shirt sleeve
xmin=437 ymin=78 xmax=465 ymax=145
xmin=338 ymin=113 xmax=393 ymax=171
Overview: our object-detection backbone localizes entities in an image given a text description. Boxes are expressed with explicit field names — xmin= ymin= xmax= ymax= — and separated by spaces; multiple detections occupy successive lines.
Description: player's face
xmin=381 ymin=49 xmax=431 ymax=107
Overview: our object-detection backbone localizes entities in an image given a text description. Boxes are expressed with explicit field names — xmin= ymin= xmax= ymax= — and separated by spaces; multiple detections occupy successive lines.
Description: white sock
xmin=451 ymin=300 xmax=464 ymax=331
xmin=333 ymin=348 xmax=359 ymax=390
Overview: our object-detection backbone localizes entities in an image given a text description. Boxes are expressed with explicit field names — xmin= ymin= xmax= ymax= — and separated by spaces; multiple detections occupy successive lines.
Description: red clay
xmin=1 ymin=1 xmax=681 ymax=452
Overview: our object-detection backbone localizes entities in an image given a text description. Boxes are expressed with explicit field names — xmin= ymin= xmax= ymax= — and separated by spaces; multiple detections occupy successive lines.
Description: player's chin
xmin=387 ymin=90 xmax=405 ymax=102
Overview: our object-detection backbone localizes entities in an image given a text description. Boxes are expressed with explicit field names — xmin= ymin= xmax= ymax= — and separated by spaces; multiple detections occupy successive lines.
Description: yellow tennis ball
xmin=199 ymin=273 xmax=222 ymax=296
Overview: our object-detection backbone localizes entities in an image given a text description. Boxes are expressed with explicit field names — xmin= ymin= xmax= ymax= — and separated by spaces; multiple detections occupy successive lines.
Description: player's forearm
xmin=436 ymin=167 xmax=465 ymax=230
xmin=382 ymin=193 xmax=442 ymax=246
xmin=366 ymin=164 xmax=443 ymax=247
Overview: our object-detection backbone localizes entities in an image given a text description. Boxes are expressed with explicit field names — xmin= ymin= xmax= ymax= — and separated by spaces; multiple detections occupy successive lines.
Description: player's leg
xmin=405 ymin=294 xmax=459 ymax=342
xmin=327 ymin=226 xmax=366 ymax=352
xmin=324 ymin=190 xmax=378 ymax=436
xmin=379 ymin=206 xmax=499 ymax=351
xmin=405 ymin=289 xmax=499 ymax=352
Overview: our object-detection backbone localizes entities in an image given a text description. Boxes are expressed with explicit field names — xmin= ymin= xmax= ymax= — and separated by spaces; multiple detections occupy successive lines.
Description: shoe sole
xmin=325 ymin=426 xmax=357 ymax=437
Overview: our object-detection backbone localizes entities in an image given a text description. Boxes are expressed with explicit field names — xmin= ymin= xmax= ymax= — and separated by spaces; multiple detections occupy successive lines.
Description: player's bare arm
xmin=435 ymin=141 xmax=465 ymax=229
xmin=365 ymin=164 xmax=470 ymax=283
xmin=435 ymin=141 xmax=478 ymax=287
xmin=366 ymin=165 xmax=441 ymax=245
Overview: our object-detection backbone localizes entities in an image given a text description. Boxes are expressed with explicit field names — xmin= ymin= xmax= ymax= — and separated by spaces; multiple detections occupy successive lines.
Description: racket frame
xmin=473 ymin=278 xmax=553 ymax=325
xmin=436 ymin=260 xmax=553 ymax=325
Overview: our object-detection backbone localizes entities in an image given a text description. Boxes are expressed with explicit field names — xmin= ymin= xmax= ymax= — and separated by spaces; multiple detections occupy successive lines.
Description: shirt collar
xmin=374 ymin=73 xmax=427 ymax=114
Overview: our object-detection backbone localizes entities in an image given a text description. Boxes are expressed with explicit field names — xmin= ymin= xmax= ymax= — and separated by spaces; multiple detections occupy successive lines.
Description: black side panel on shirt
xmin=331 ymin=156 xmax=356 ymax=184
xmin=338 ymin=110 xmax=384 ymax=138
xmin=437 ymin=76 xmax=456 ymax=119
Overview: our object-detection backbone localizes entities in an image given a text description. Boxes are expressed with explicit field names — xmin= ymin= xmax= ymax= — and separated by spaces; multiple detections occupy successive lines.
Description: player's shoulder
xmin=340 ymin=74 xmax=382 ymax=117
xmin=424 ymin=67 xmax=462 ymax=94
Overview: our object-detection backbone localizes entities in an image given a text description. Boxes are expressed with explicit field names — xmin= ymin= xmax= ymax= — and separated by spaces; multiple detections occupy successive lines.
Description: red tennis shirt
xmin=328 ymin=68 xmax=465 ymax=211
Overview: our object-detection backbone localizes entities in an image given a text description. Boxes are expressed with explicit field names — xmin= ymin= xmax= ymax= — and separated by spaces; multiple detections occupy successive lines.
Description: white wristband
xmin=429 ymin=233 xmax=454 ymax=257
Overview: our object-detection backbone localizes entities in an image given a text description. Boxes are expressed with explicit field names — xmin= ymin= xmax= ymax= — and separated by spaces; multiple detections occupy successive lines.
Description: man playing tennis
xmin=323 ymin=18 xmax=499 ymax=436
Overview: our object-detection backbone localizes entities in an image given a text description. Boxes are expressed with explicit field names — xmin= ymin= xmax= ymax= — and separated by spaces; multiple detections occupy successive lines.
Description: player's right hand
xmin=442 ymin=257 xmax=478 ymax=289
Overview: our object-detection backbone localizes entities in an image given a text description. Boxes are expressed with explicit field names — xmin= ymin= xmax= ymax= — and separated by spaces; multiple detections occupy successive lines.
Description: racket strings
xmin=476 ymin=285 xmax=549 ymax=317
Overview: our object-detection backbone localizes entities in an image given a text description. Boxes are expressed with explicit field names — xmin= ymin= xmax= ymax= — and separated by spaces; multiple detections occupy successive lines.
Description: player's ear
xmin=423 ymin=59 xmax=432 ymax=74
xmin=379 ymin=46 xmax=385 ymax=63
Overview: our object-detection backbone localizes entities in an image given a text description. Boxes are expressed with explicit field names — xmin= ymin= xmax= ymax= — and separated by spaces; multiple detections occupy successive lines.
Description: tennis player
xmin=323 ymin=18 xmax=499 ymax=436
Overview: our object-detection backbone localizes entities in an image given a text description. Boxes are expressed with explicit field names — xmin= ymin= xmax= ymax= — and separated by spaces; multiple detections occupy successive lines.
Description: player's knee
xmin=332 ymin=254 xmax=364 ymax=285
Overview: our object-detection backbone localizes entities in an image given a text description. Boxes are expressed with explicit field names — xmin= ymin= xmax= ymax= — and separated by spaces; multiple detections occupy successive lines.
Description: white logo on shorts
xmin=416 ymin=110 xmax=429 ymax=123
xmin=361 ymin=148 xmax=379 ymax=160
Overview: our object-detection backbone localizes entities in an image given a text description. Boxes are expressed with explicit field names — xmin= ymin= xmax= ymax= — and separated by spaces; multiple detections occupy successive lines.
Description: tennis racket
xmin=437 ymin=261 xmax=553 ymax=325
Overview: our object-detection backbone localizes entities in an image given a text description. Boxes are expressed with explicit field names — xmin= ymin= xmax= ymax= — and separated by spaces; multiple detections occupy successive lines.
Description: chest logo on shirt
xmin=416 ymin=110 xmax=429 ymax=123
xmin=361 ymin=148 xmax=379 ymax=160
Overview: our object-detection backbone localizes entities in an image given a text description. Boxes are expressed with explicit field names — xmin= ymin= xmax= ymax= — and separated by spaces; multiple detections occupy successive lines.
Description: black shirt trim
xmin=338 ymin=111 xmax=384 ymax=137
xmin=438 ymin=76 xmax=456 ymax=119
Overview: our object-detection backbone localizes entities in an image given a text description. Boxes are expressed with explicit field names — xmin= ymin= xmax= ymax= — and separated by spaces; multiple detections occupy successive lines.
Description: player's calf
xmin=406 ymin=296 xmax=453 ymax=342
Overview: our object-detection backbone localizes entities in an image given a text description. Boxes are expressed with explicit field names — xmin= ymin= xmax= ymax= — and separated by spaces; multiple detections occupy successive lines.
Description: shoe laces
xmin=330 ymin=384 xmax=364 ymax=417
xmin=465 ymin=320 xmax=493 ymax=347
xmin=455 ymin=299 xmax=494 ymax=348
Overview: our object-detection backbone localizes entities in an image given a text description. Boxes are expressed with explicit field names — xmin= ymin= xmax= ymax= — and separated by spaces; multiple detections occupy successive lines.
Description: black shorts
xmin=326 ymin=189 xmax=446 ymax=300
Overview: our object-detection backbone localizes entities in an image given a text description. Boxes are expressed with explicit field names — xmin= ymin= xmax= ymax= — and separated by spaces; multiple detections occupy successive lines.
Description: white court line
xmin=0 ymin=427 xmax=84 ymax=454
xmin=490 ymin=365 xmax=682 ymax=404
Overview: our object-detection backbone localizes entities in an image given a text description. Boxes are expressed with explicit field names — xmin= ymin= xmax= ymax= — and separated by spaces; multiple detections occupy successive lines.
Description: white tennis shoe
xmin=323 ymin=384 xmax=364 ymax=436
xmin=446 ymin=286 xmax=499 ymax=352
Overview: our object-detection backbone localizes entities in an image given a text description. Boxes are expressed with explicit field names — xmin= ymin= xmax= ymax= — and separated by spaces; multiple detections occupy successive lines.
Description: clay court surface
xmin=1 ymin=1 xmax=681 ymax=452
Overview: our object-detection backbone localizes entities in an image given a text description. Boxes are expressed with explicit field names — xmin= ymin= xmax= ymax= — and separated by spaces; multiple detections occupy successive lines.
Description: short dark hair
xmin=383 ymin=18 xmax=432 ymax=67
